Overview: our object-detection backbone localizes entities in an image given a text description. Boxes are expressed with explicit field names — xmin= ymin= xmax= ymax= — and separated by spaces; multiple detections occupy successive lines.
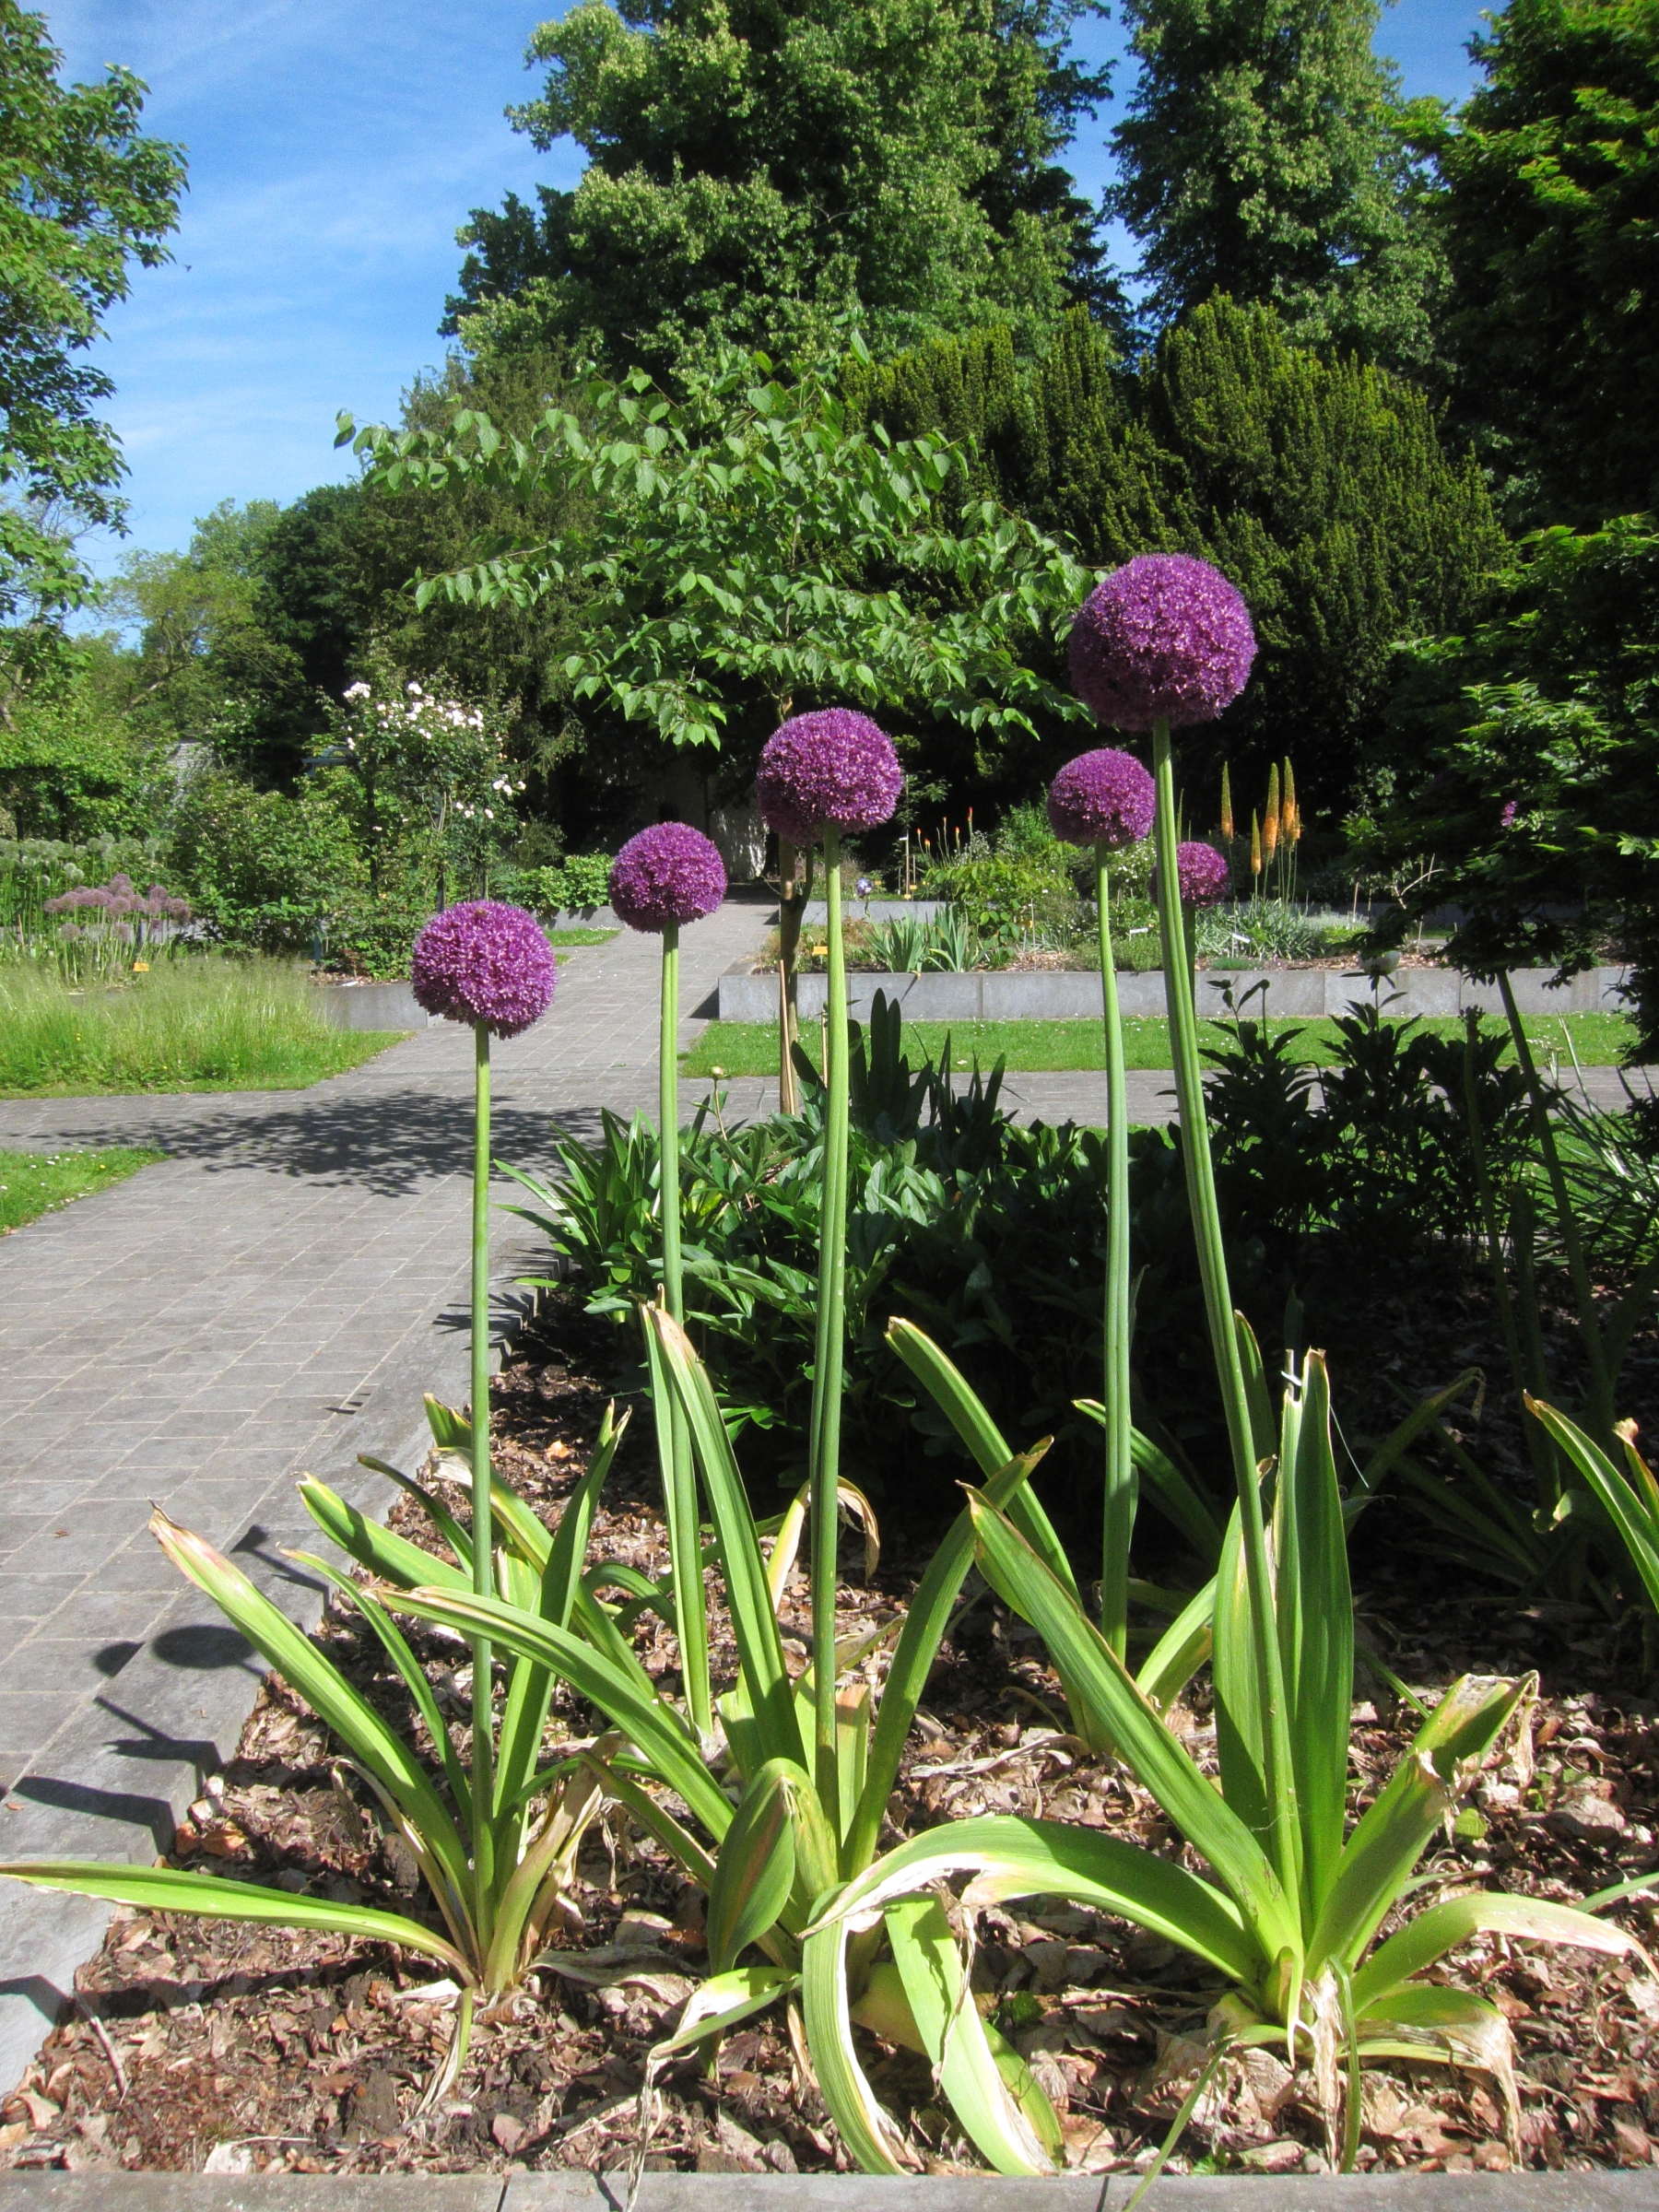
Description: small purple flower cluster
xmin=1070 ymin=555 xmax=1256 ymax=732
xmin=1153 ymin=841 xmax=1230 ymax=906
xmin=410 ymin=900 xmax=557 ymax=1038
xmin=1500 ymin=800 xmax=1519 ymax=829
xmin=44 ymin=875 xmax=191 ymax=922
xmin=609 ymin=823 xmax=727 ymax=934
xmin=1047 ymin=747 xmax=1155 ymax=851
xmin=757 ymin=710 xmax=902 ymax=847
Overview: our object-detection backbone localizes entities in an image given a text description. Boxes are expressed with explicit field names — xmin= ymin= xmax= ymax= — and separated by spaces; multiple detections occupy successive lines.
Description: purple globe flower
xmin=756 ymin=709 xmax=902 ymax=847
xmin=1152 ymin=841 xmax=1230 ymax=906
xmin=1069 ymin=555 xmax=1256 ymax=732
xmin=410 ymin=900 xmax=557 ymax=1038
xmin=609 ymin=823 xmax=727 ymax=933
xmin=1047 ymin=747 xmax=1156 ymax=850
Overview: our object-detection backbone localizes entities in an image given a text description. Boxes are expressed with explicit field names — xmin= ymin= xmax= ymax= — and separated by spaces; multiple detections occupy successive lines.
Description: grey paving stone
xmin=0 ymin=1574 xmax=87 ymax=1621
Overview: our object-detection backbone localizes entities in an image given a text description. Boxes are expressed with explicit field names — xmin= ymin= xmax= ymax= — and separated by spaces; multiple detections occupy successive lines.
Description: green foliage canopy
xmin=1107 ymin=0 xmax=1441 ymax=372
xmin=1418 ymin=0 xmax=1659 ymax=526
xmin=0 ymin=3 xmax=184 ymax=694
xmin=447 ymin=0 xmax=1116 ymax=371
xmin=341 ymin=348 xmax=1095 ymax=807
xmin=1368 ymin=515 xmax=1659 ymax=1062
xmin=850 ymin=299 xmax=1504 ymax=803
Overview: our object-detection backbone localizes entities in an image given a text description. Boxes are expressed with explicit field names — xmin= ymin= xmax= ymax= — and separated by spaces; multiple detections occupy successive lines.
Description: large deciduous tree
xmin=1107 ymin=0 xmax=1441 ymax=372
xmin=340 ymin=347 xmax=1095 ymax=818
xmin=1418 ymin=0 xmax=1659 ymax=528
xmin=446 ymin=0 xmax=1117 ymax=371
xmin=0 ymin=3 xmax=184 ymax=705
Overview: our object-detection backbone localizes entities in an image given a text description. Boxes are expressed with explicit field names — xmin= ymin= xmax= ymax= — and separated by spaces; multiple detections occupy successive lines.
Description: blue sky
xmin=40 ymin=0 xmax=1492 ymax=577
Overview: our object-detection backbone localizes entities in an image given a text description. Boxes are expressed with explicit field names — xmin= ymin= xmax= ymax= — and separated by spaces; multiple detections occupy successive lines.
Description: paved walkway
xmin=0 ymin=900 xmax=783 ymax=2086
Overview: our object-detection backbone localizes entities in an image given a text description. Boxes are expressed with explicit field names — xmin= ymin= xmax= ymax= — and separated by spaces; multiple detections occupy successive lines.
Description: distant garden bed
xmin=0 ymin=960 xmax=405 ymax=1096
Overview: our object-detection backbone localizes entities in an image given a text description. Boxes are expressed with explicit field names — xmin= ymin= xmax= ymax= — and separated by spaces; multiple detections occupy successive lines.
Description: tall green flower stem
xmin=808 ymin=830 xmax=851 ymax=1796
xmin=1149 ymin=719 xmax=1298 ymax=1902
xmin=470 ymin=1020 xmax=497 ymax=1905
xmin=1092 ymin=844 xmax=1134 ymax=1659
xmin=658 ymin=920 xmax=712 ymax=1739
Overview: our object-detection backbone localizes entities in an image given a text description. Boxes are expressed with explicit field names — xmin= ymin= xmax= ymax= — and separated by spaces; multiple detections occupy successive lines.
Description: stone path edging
xmin=0 ymin=2166 xmax=1655 ymax=2205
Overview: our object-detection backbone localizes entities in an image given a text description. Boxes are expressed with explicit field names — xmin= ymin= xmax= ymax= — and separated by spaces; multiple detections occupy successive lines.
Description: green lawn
xmin=0 ymin=959 xmax=407 ymax=1097
xmin=0 ymin=1147 xmax=165 ymax=1235
xmin=547 ymin=927 xmax=618 ymax=947
xmin=684 ymin=1010 xmax=1639 ymax=1078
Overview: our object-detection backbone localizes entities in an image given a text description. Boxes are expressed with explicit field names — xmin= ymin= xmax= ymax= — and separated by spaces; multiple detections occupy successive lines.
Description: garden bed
xmin=4 ymin=1288 xmax=1655 ymax=2184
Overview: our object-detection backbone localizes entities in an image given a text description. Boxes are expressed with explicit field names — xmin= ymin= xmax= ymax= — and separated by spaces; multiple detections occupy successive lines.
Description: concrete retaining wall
xmin=716 ymin=965 xmax=1630 ymax=1025
xmin=311 ymin=980 xmax=430 ymax=1030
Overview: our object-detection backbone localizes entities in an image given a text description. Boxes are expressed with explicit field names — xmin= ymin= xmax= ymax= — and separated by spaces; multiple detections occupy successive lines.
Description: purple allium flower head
xmin=609 ymin=823 xmax=727 ymax=933
xmin=1069 ymin=555 xmax=1256 ymax=732
xmin=756 ymin=709 xmax=902 ymax=847
xmin=1047 ymin=747 xmax=1156 ymax=850
xmin=1152 ymin=841 xmax=1230 ymax=906
xmin=410 ymin=900 xmax=557 ymax=1038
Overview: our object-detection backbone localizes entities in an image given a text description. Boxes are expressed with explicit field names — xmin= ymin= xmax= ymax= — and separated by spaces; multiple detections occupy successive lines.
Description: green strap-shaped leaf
xmin=346 ymin=1459 xmax=475 ymax=1573
xmin=1353 ymin=1981 xmax=1515 ymax=2080
xmin=642 ymin=1307 xmax=712 ymax=1741
xmin=707 ymin=1760 xmax=802 ymax=1971
xmin=846 ymin=1442 xmax=1044 ymax=1871
xmin=967 ymin=1497 xmax=1297 ymax=1967
xmin=0 ymin=1861 xmax=468 ymax=1976
xmin=885 ymin=1895 xmax=1054 ymax=2176
xmin=645 ymin=1308 xmax=802 ymax=1767
xmin=495 ymin=1403 xmax=630 ymax=1838
xmin=286 ymin=1550 xmax=470 ymax=1818
xmin=384 ymin=1583 xmax=732 ymax=1845
xmin=1311 ymin=1673 xmax=1531 ymax=1974
xmin=299 ymin=1479 xmax=471 ymax=1595
xmin=885 ymin=1321 xmax=1076 ymax=1594
xmin=1135 ymin=1573 xmax=1216 ymax=1711
xmin=1211 ymin=1501 xmax=1270 ymax=1859
xmin=152 ymin=1513 xmax=469 ymax=1904
xmin=1352 ymin=1889 xmax=1650 ymax=2016
xmin=801 ymin=1916 xmax=912 ymax=2174
xmin=812 ymin=1815 xmax=1265 ymax=1988
xmin=1529 ymin=1396 xmax=1659 ymax=1610
xmin=652 ymin=1966 xmax=800 ymax=2064
xmin=1233 ymin=1310 xmax=1278 ymax=1468
xmin=1273 ymin=1353 xmax=1352 ymax=1924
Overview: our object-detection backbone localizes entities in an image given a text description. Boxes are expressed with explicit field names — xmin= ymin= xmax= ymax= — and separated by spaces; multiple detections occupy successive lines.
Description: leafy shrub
xmin=168 ymin=771 xmax=364 ymax=949
xmin=322 ymin=895 xmax=432 ymax=979
xmin=497 ymin=853 xmax=615 ymax=915
xmin=0 ymin=685 xmax=163 ymax=840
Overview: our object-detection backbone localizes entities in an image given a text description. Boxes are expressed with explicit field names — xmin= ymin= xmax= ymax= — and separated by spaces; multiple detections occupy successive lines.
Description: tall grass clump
xmin=0 ymin=960 xmax=403 ymax=1093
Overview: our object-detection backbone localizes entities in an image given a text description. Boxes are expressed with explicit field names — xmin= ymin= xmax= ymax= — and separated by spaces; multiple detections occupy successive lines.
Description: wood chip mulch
xmin=4 ymin=1293 xmax=1657 ymax=2181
